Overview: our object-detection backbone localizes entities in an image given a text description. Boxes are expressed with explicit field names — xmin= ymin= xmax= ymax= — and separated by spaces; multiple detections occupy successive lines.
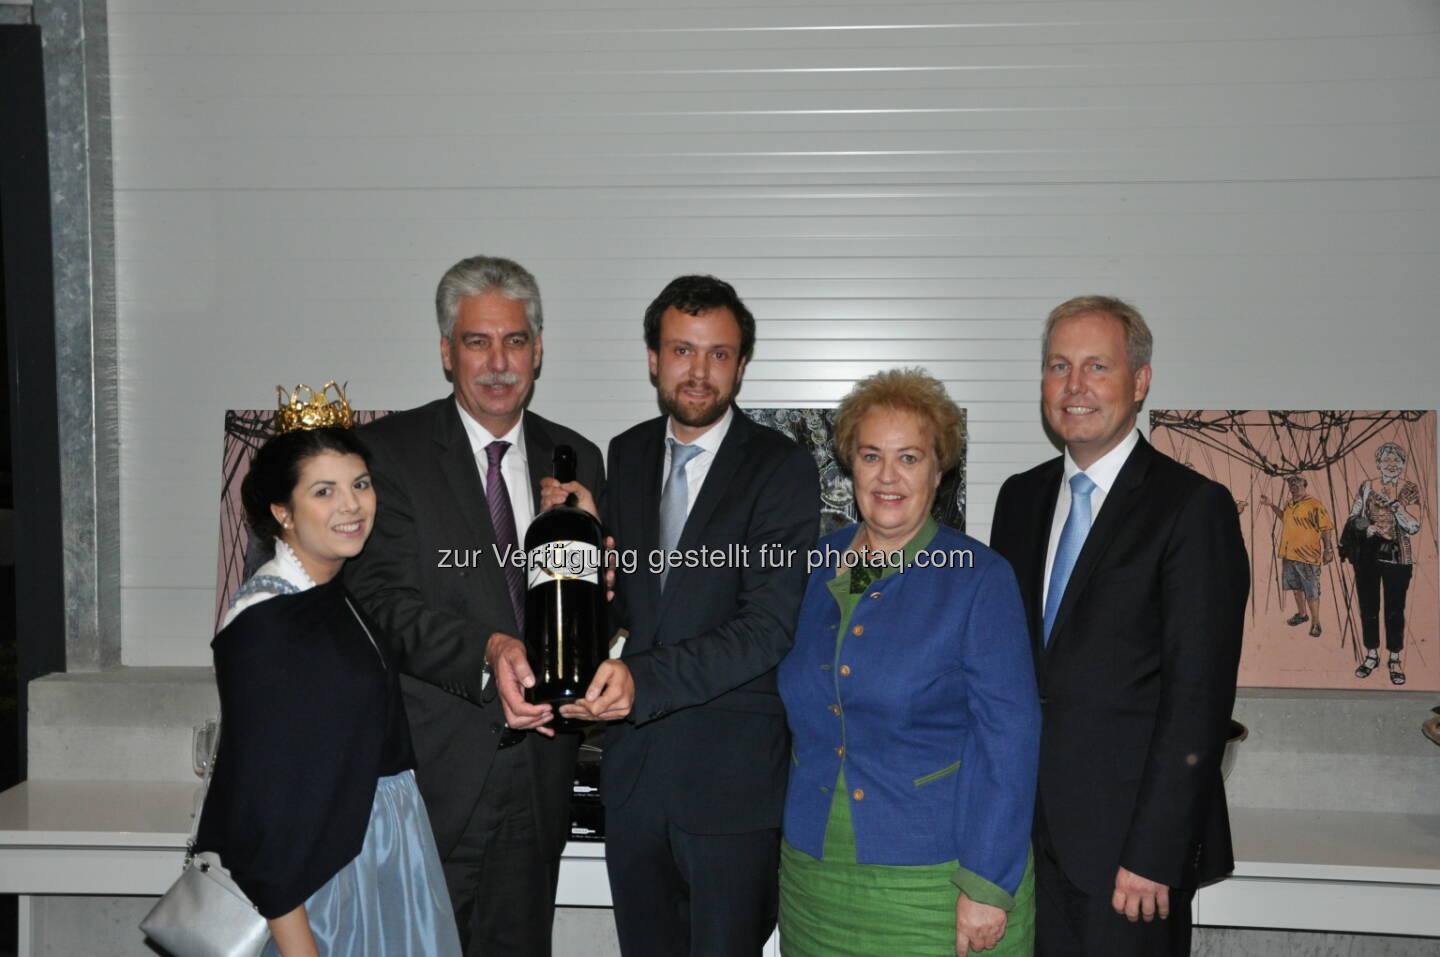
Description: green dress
xmin=778 ymin=546 xmax=1036 ymax=957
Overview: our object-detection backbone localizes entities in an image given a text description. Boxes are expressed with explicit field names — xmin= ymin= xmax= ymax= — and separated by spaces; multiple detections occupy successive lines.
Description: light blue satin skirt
xmin=262 ymin=770 xmax=461 ymax=956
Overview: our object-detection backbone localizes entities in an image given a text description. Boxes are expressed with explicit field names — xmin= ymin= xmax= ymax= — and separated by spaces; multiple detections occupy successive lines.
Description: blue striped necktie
xmin=1043 ymin=472 xmax=1097 ymax=644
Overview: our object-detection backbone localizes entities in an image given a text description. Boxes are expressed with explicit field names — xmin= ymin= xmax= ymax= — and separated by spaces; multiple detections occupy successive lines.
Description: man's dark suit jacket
xmin=989 ymin=437 xmax=1248 ymax=895
xmin=601 ymin=409 xmax=820 ymax=833
xmin=345 ymin=398 xmax=605 ymax=860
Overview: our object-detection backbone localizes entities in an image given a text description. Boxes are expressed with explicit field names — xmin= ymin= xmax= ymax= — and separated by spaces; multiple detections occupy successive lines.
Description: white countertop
xmin=0 ymin=780 xmax=611 ymax=899
xmin=1227 ymin=807 xmax=1440 ymax=884
xmin=0 ymin=780 xmax=606 ymax=854
xmin=1 ymin=782 xmax=1437 ymax=933
xmin=0 ymin=780 xmax=194 ymax=848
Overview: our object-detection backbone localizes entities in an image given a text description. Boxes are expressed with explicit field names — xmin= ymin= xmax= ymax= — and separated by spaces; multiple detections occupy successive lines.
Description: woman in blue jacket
xmin=779 ymin=369 xmax=1041 ymax=956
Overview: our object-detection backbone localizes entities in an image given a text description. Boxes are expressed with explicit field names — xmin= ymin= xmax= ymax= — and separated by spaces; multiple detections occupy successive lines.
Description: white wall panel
xmin=109 ymin=0 xmax=1440 ymax=664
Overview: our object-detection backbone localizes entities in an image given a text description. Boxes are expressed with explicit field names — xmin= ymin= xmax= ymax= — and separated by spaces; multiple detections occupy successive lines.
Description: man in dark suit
xmin=560 ymin=275 xmax=819 ymax=956
xmin=345 ymin=256 xmax=604 ymax=957
xmin=988 ymin=296 xmax=1248 ymax=956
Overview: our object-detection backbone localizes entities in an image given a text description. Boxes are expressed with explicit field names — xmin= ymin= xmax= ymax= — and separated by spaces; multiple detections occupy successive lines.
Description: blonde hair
xmin=1042 ymin=295 xmax=1153 ymax=369
xmin=834 ymin=368 xmax=965 ymax=473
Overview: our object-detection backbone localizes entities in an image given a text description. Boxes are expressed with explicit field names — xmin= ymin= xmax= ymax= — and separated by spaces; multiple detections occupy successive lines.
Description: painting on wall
xmin=743 ymin=407 xmax=966 ymax=537
xmin=1150 ymin=410 xmax=1437 ymax=691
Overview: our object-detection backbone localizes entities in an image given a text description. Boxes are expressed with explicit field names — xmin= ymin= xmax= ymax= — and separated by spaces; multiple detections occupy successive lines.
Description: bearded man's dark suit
xmin=344 ymin=398 xmax=604 ymax=955
xmin=601 ymin=408 xmax=819 ymax=956
xmin=989 ymin=436 xmax=1247 ymax=955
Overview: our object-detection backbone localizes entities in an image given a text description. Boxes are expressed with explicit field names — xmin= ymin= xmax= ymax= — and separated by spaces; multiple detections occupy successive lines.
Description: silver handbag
xmin=140 ymin=719 xmax=271 ymax=957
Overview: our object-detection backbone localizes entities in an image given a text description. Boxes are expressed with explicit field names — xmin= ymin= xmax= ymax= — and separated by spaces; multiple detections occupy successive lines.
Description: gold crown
xmin=274 ymin=381 xmax=354 ymax=433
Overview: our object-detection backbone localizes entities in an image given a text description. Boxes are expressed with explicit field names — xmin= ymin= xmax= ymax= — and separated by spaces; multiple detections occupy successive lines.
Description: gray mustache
xmin=473 ymin=372 xmax=521 ymax=387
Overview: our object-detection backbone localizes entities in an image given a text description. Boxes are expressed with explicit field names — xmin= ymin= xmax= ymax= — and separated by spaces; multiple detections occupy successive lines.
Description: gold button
xmin=852 ymin=625 xmax=864 ymax=636
xmin=839 ymin=665 xmax=852 ymax=676
xmin=869 ymin=592 xmax=881 ymax=599
xmin=852 ymin=788 xmax=865 ymax=801
xmin=835 ymin=746 xmax=845 ymax=757
xmin=830 ymin=704 xmax=841 ymax=716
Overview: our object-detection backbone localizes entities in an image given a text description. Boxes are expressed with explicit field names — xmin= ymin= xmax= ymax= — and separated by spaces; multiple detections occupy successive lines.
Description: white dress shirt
xmin=455 ymin=404 xmax=535 ymax=688
xmin=662 ymin=405 xmax=734 ymax=518
xmin=1041 ymin=429 xmax=1141 ymax=611
xmin=455 ymin=401 xmax=534 ymax=534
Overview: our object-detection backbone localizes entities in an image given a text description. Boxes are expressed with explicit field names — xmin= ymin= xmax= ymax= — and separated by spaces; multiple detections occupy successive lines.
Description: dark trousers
xmin=1034 ymin=810 xmax=1194 ymax=957
xmin=1354 ymin=560 xmax=1412 ymax=653
xmin=443 ymin=739 xmax=558 ymax=957
xmin=605 ymin=797 xmax=779 ymax=957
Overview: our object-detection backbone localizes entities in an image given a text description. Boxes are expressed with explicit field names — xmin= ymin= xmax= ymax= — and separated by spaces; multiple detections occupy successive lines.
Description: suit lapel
xmin=635 ymin=420 xmax=667 ymax=611
xmin=434 ymin=401 xmax=499 ymax=549
xmin=656 ymin=407 xmax=750 ymax=620
xmin=1046 ymin=439 xmax=1154 ymax=650
xmin=637 ymin=421 xmax=665 ymax=552
xmin=1026 ymin=461 xmax=1063 ymax=665
xmin=523 ymin=411 xmax=556 ymax=510
xmin=676 ymin=408 xmax=748 ymax=552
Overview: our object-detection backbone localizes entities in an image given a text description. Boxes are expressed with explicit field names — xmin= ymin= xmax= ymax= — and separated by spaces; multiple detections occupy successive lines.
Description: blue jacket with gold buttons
xmin=779 ymin=520 xmax=1041 ymax=906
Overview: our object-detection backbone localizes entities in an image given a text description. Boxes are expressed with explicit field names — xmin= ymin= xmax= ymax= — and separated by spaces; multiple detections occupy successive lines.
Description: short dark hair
xmin=642 ymin=275 xmax=756 ymax=362
xmin=241 ymin=428 xmax=372 ymax=543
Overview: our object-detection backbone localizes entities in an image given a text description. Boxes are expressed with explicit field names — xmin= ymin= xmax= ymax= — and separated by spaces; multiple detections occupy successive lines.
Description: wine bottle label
xmin=527 ymin=540 xmax=601 ymax=588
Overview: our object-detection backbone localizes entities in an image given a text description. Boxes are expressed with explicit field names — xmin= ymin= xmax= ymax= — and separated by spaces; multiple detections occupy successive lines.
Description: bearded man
xmin=564 ymin=275 xmax=819 ymax=956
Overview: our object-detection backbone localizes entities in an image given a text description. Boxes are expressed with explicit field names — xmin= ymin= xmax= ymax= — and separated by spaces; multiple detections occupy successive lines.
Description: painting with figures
xmin=1150 ymin=410 xmax=1437 ymax=690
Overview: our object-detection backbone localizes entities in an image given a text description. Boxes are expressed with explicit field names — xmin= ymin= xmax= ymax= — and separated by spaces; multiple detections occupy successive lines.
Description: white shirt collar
xmin=455 ymin=399 xmax=527 ymax=465
xmin=666 ymin=404 xmax=733 ymax=454
xmin=1062 ymin=428 xmax=1141 ymax=494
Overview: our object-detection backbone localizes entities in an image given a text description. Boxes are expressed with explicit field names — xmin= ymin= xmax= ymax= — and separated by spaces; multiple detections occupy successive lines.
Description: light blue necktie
xmin=658 ymin=438 xmax=703 ymax=589
xmin=1043 ymin=472 xmax=1097 ymax=644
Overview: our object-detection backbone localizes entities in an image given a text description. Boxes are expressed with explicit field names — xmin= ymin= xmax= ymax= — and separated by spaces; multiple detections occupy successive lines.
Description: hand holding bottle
xmin=540 ymin=476 xmax=597 ymax=517
xmin=522 ymin=446 xmax=611 ymax=728
xmin=559 ymin=660 xmax=635 ymax=722
xmin=486 ymin=632 xmax=556 ymax=736
xmin=537 ymin=477 xmax=616 ymax=598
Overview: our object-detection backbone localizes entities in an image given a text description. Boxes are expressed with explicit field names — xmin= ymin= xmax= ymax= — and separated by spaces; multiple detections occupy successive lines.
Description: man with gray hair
xmin=347 ymin=256 xmax=605 ymax=955
xmin=989 ymin=295 xmax=1248 ymax=956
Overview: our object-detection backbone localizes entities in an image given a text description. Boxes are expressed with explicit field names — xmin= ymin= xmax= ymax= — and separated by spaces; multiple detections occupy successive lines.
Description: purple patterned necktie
xmin=485 ymin=440 xmax=525 ymax=635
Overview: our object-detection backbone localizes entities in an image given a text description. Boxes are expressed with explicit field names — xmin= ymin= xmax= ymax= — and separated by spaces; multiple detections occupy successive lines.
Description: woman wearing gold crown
xmin=194 ymin=384 xmax=461 ymax=956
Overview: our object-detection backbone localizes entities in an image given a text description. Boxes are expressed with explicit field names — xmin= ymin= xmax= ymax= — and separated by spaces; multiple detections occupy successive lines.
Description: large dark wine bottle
xmin=523 ymin=445 xmax=608 ymax=729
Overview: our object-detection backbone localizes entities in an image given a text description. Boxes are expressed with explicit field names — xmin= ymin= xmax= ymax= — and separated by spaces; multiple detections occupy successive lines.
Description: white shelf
xmin=0 ymin=780 xmax=611 ymax=903
xmin=3 ymin=783 xmax=1437 ymax=941
xmin=1193 ymin=807 xmax=1440 ymax=937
